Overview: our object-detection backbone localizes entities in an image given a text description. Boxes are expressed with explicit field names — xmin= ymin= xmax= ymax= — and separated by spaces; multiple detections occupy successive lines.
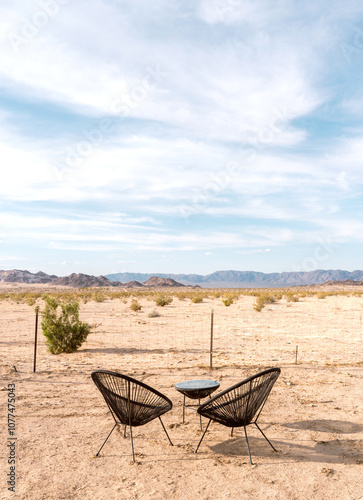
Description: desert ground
xmin=0 ymin=285 xmax=362 ymax=499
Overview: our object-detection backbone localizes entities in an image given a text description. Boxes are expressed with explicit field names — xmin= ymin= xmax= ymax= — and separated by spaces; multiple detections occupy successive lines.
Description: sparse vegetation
xmin=40 ymin=295 xmax=91 ymax=354
xmin=154 ymin=294 xmax=173 ymax=307
xmin=222 ymin=295 xmax=234 ymax=307
xmin=285 ymin=292 xmax=299 ymax=302
xmin=191 ymin=295 xmax=203 ymax=303
xmin=254 ymin=293 xmax=277 ymax=312
xmin=130 ymin=299 xmax=142 ymax=312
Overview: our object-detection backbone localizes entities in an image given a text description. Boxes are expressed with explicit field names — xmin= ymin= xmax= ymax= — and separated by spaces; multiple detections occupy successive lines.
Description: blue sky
xmin=1 ymin=0 xmax=363 ymax=276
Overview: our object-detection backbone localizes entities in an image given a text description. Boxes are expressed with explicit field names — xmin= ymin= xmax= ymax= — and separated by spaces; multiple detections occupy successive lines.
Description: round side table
xmin=175 ymin=379 xmax=220 ymax=430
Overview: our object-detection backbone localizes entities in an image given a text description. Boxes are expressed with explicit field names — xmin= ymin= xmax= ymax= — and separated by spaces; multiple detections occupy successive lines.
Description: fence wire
xmin=0 ymin=295 xmax=362 ymax=374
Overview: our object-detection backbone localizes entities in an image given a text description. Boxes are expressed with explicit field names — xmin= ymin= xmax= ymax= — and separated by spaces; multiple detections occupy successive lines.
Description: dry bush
xmin=154 ymin=294 xmax=173 ymax=307
xmin=148 ymin=309 xmax=160 ymax=318
xmin=130 ymin=299 xmax=142 ymax=312
xmin=285 ymin=292 xmax=299 ymax=302
xmin=254 ymin=293 xmax=277 ymax=312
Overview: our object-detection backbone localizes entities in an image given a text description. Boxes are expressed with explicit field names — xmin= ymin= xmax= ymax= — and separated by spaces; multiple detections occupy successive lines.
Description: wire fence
xmin=1 ymin=295 xmax=362 ymax=374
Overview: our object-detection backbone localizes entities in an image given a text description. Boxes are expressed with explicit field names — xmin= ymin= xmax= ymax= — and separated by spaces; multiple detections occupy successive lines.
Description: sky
xmin=1 ymin=0 xmax=363 ymax=277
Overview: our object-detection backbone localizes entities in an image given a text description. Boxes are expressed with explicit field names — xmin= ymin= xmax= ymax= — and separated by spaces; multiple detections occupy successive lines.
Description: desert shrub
xmin=130 ymin=299 xmax=142 ymax=312
xmin=191 ymin=295 xmax=203 ymax=303
xmin=317 ymin=292 xmax=328 ymax=299
xmin=285 ymin=292 xmax=299 ymax=302
xmin=253 ymin=293 xmax=276 ymax=312
xmin=154 ymin=294 xmax=173 ymax=307
xmin=40 ymin=295 xmax=90 ymax=354
xmin=222 ymin=296 xmax=234 ymax=306
xmin=92 ymin=291 xmax=106 ymax=303
xmin=148 ymin=309 xmax=160 ymax=318
xmin=175 ymin=292 xmax=187 ymax=301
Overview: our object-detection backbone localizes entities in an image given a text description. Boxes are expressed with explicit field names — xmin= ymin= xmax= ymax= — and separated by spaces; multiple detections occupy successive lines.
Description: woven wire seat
xmin=91 ymin=370 xmax=173 ymax=461
xmin=195 ymin=368 xmax=281 ymax=464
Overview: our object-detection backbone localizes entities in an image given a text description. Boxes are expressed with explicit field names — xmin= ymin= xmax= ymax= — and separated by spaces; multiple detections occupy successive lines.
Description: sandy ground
xmin=0 ymin=288 xmax=362 ymax=499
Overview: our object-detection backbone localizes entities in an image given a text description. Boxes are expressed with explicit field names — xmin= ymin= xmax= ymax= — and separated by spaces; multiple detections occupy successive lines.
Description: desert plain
xmin=0 ymin=284 xmax=362 ymax=499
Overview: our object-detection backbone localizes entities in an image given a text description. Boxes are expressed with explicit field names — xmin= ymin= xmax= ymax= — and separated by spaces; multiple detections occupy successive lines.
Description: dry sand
xmin=0 ymin=288 xmax=362 ymax=499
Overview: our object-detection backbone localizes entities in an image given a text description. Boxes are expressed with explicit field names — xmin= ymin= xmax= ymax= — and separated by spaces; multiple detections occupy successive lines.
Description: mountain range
xmin=0 ymin=270 xmax=185 ymax=288
xmin=2 ymin=269 xmax=363 ymax=288
xmin=106 ymin=269 xmax=363 ymax=287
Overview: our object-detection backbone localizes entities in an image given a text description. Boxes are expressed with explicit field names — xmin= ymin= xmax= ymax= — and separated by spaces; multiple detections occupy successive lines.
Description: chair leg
xmin=129 ymin=425 xmax=135 ymax=462
xmin=198 ymin=398 xmax=202 ymax=431
xmin=231 ymin=427 xmax=234 ymax=437
xmin=124 ymin=425 xmax=127 ymax=438
xmin=254 ymin=422 xmax=278 ymax=452
xmin=182 ymin=395 xmax=185 ymax=423
xmin=95 ymin=423 xmax=117 ymax=456
xmin=244 ymin=426 xmax=254 ymax=465
xmin=194 ymin=419 xmax=211 ymax=453
xmin=158 ymin=417 xmax=173 ymax=446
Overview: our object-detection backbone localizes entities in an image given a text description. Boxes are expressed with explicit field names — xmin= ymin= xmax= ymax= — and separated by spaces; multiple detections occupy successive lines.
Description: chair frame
xmin=91 ymin=370 xmax=173 ymax=461
xmin=195 ymin=368 xmax=280 ymax=464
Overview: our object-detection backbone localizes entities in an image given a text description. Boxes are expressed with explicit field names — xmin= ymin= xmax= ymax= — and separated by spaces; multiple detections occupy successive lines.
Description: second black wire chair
xmin=91 ymin=370 xmax=173 ymax=462
xmin=195 ymin=368 xmax=281 ymax=464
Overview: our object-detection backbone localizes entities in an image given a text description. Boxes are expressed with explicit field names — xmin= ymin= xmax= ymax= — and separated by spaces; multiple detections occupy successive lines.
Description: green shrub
xmin=154 ymin=294 xmax=173 ymax=307
xmin=40 ymin=295 xmax=90 ymax=354
xmin=130 ymin=299 xmax=142 ymax=312
xmin=191 ymin=295 xmax=203 ymax=303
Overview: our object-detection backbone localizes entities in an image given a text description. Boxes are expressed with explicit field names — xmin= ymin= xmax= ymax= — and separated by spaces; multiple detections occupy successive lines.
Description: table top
xmin=175 ymin=379 xmax=220 ymax=399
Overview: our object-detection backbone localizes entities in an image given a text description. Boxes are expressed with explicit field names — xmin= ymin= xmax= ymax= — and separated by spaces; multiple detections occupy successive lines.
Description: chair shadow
xmin=283 ymin=419 xmax=363 ymax=434
xmin=210 ymin=435 xmax=363 ymax=464
xmin=207 ymin=420 xmax=363 ymax=465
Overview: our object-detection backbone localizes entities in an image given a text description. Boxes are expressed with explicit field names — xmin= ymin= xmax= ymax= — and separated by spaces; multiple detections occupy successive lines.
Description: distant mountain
xmin=106 ymin=269 xmax=363 ymax=287
xmin=143 ymin=276 xmax=185 ymax=287
xmin=3 ymin=268 xmax=363 ymax=289
xmin=52 ymin=273 xmax=120 ymax=288
xmin=0 ymin=270 xmax=119 ymax=288
xmin=0 ymin=269 xmax=57 ymax=284
xmin=0 ymin=270 xmax=185 ymax=288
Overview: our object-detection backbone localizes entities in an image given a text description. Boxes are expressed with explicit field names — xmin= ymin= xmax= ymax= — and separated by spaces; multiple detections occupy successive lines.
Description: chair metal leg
xmin=231 ymin=427 xmax=234 ymax=437
xmin=182 ymin=395 xmax=185 ymax=423
xmin=198 ymin=398 xmax=202 ymax=431
xmin=95 ymin=423 xmax=117 ymax=456
xmin=244 ymin=426 xmax=253 ymax=465
xmin=194 ymin=419 xmax=211 ymax=453
xmin=129 ymin=425 xmax=135 ymax=462
xmin=254 ymin=422 xmax=277 ymax=452
xmin=159 ymin=417 xmax=173 ymax=446
xmin=123 ymin=424 xmax=127 ymax=438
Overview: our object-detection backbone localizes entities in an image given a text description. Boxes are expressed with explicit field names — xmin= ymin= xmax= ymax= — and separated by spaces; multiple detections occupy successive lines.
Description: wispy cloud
xmin=1 ymin=1 xmax=363 ymax=273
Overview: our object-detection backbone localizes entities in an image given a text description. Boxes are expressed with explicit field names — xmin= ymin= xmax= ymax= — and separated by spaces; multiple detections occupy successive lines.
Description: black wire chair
xmin=195 ymin=368 xmax=281 ymax=464
xmin=91 ymin=370 xmax=173 ymax=462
